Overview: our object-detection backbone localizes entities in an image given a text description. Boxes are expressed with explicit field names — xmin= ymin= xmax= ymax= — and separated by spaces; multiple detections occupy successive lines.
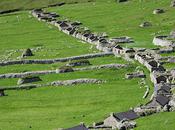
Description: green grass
xmin=0 ymin=0 xmax=175 ymax=130
xmin=0 ymin=68 xmax=147 ymax=130
xmin=136 ymin=112 xmax=175 ymax=130
xmin=0 ymin=11 xmax=97 ymax=59
xmin=0 ymin=0 xmax=94 ymax=12
xmin=48 ymin=0 xmax=175 ymax=48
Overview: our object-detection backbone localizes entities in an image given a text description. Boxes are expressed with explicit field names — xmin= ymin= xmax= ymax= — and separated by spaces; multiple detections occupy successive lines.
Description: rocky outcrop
xmin=109 ymin=36 xmax=134 ymax=45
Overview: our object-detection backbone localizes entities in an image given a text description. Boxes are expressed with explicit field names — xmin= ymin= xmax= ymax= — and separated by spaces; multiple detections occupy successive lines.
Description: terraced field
xmin=0 ymin=0 xmax=175 ymax=130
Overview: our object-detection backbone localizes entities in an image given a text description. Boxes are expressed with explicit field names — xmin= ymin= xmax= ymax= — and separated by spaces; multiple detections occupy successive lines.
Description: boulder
xmin=17 ymin=76 xmax=42 ymax=85
xmin=22 ymin=48 xmax=33 ymax=57
xmin=139 ymin=22 xmax=152 ymax=28
xmin=153 ymin=9 xmax=165 ymax=14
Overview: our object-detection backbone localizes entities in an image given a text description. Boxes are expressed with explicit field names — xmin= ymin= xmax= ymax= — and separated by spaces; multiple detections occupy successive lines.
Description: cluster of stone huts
xmin=30 ymin=9 xmax=175 ymax=130
xmin=31 ymin=9 xmax=133 ymax=53
xmin=103 ymin=44 xmax=175 ymax=129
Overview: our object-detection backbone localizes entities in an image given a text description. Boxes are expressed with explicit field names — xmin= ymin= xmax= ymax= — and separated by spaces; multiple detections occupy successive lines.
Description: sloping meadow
xmin=1 ymin=0 xmax=175 ymax=130
xmin=0 ymin=5 xmax=149 ymax=130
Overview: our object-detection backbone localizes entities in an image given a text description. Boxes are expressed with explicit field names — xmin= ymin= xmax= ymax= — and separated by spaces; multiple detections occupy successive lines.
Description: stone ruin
xmin=22 ymin=48 xmax=33 ymax=57
xmin=66 ymin=59 xmax=91 ymax=67
xmin=153 ymin=30 xmax=175 ymax=47
xmin=0 ymin=90 xmax=5 ymax=97
xmin=153 ymin=9 xmax=165 ymax=14
xmin=112 ymin=45 xmax=135 ymax=61
xmin=92 ymin=110 xmax=138 ymax=130
xmin=171 ymin=0 xmax=175 ymax=7
xmin=150 ymin=71 xmax=171 ymax=85
xmin=139 ymin=22 xmax=152 ymax=28
xmin=17 ymin=76 xmax=42 ymax=85
xmin=157 ymin=46 xmax=175 ymax=54
xmin=56 ymin=66 xmax=74 ymax=73
xmin=125 ymin=71 xmax=146 ymax=79
xmin=169 ymin=30 xmax=175 ymax=38
xmin=109 ymin=36 xmax=134 ymax=45
xmin=168 ymin=95 xmax=175 ymax=111
xmin=116 ymin=0 xmax=128 ymax=3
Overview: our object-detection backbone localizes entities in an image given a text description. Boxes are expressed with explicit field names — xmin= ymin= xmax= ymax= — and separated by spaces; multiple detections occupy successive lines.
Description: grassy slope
xmin=0 ymin=69 xmax=147 ymax=130
xmin=0 ymin=4 xmax=149 ymax=130
xmin=0 ymin=11 xmax=97 ymax=58
xmin=0 ymin=0 xmax=174 ymax=130
xmin=0 ymin=0 xmax=93 ymax=12
xmin=48 ymin=0 xmax=175 ymax=48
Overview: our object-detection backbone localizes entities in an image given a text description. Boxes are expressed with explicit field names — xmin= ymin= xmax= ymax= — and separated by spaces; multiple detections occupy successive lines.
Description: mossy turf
xmin=0 ymin=0 xmax=175 ymax=130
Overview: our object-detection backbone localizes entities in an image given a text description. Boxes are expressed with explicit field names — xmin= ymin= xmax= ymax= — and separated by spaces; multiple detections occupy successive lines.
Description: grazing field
xmin=48 ymin=0 xmax=175 ymax=48
xmin=0 ymin=3 xmax=148 ymax=130
xmin=0 ymin=0 xmax=94 ymax=12
xmin=0 ymin=0 xmax=175 ymax=130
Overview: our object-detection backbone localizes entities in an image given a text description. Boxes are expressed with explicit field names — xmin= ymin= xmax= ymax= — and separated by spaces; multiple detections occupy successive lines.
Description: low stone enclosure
xmin=153 ymin=35 xmax=175 ymax=47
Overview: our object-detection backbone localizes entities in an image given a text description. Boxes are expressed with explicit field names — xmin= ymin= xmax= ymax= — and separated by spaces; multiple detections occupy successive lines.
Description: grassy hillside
xmin=48 ymin=0 xmax=175 ymax=48
xmin=0 ymin=0 xmax=93 ymax=12
xmin=0 ymin=0 xmax=175 ymax=130
xmin=0 ymin=4 xmax=151 ymax=130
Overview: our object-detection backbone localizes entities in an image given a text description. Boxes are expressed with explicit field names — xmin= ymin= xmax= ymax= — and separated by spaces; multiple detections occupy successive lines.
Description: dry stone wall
xmin=0 ymin=64 xmax=127 ymax=79
xmin=0 ymin=52 xmax=113 ymax=66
